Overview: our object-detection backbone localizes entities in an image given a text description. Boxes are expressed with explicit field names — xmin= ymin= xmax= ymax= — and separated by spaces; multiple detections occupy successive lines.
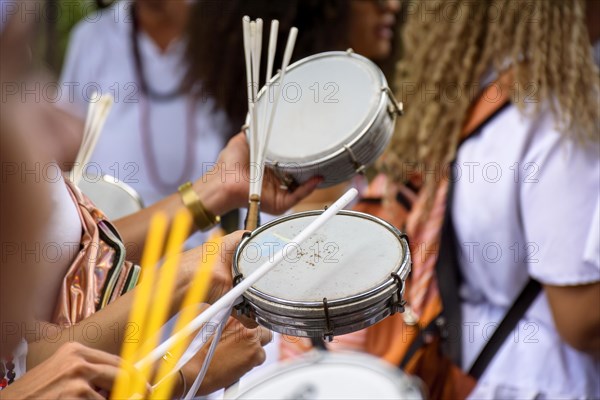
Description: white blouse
xmin=36 ymin=172 xmax=82 ymax=321
xmin=58 ymin=0 xmax=231 ymax=245
xmin=453 ymin=103 xmax=600 ymax=399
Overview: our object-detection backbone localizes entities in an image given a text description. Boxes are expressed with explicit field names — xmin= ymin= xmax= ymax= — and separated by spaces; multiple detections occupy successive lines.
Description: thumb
xmin=285 ymin=176 xmax=323 ymax=206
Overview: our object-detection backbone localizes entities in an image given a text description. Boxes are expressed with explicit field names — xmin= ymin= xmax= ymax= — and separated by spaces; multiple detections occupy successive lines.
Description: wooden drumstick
xmin=246 ymin=194 xmax=261 ymax=231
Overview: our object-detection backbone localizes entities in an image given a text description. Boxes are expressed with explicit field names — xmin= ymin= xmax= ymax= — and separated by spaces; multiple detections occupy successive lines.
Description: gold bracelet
xmin=178 ymin=182 xmax=220 ymax=231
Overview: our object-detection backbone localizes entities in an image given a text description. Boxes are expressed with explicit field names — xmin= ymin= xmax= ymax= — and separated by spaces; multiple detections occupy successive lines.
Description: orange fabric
xmin=280 ymin=72 xmax=514 ymax=369
xmin=364 ymin=70 xmax=514 ymax=363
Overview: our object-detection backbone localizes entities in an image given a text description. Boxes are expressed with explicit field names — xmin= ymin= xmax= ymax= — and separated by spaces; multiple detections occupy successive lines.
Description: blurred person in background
xmin=186 ymin=0 xmax=402 ymax=363
xmin=58 ymin=0 xmax=236 ymax=241
xmin=1 ymin=3 xmax=320 ymax=395
xmin=186 ymin=0 xmax=401 ymax=130
xmin=370 ymin=0 xmax=599 ymax=398
xmin=186 ymin=0 xmax=401 ymax=214
xmin=1 ymin=20 xmax=150 ymax=392
xmin=1 ymin=94 xmax=152 ymax=400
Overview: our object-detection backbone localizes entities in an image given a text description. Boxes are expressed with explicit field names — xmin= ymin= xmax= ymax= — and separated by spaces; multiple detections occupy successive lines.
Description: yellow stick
xmin=151 ymin=231 xmax=224 ymax=399
xmin=111 ymin=212 xmax=168 ymax=400
xmin=125 ymin=209 xmax=192 ymax=399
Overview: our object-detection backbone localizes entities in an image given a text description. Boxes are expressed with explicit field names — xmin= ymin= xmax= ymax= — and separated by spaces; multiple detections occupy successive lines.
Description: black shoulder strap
xmin=435 ymin=98 xmax=513 ymax=367
xmin=440 ymin=97 xmax=542 ymax=377
xmin=468 ymin=279 xmax=541 ymax=379
xmin=401 ymin=77 xmax=542 ymax=376
xmin=435 ymin=172 xmax=464 ymax=365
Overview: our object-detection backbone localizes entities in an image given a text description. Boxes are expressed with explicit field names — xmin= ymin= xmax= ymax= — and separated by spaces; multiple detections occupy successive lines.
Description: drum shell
xmin=248 ymin=293 xmax=396 ymax=337
xmin=245 ymin=51 xmax=400 ymax=189
xmin=266 ymin=100 xmax=395 ymax=188
xmin=233 ymin=210 xmax=411 ymax=338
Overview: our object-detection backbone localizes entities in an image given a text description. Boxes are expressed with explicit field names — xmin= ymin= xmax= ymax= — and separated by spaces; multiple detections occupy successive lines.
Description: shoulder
xmin=467 ymin=101 xmax=598 ymax=166
xmin=67 ymin=1 xmax=132 ymax=51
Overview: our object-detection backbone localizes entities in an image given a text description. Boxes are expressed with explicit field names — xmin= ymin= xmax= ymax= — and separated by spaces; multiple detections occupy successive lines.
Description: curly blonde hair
xmin=381 ymin=0 xmax=599 ymax=198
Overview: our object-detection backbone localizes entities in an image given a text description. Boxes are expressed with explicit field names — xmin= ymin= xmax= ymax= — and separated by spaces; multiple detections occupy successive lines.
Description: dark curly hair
xmin=185 ymin=0 xmax=355 ymax=132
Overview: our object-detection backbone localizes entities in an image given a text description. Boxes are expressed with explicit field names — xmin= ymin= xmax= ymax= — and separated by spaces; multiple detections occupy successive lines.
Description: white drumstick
xmin=265 ymin=20 xmax=279 ymax=84
xmin=249 ymin=20 xmax=262 ymax=196
xmin=183 ymin=306 xmax=230 ymax=399
xmin=259 ymin=20 xmax=279 ymax=173
xmin=242 ymin=17 xmax=254 ymax=104
xmin=255 ymin=27 xmax=298 ymax=191
xmin=252 ymin=19 xmax=263 ymax=101
xmin=73 ymin=95 xmax=113 ymax=185
xmin=136 ymin=188 xmax=358 ymax=369
xmin=243 ymin=17 xmax=259 ymax=199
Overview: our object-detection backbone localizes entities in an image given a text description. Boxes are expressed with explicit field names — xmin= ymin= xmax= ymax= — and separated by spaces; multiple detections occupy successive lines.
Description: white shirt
xmin=58 ymin=0 xmax=230 ymax=244
xmin=453 ymin=103 xmax=600 ymax=399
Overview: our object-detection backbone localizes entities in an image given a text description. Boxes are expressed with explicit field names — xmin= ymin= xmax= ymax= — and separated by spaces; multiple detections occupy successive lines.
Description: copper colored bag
xmin=52 ymin=179 xmax=140 ymax=326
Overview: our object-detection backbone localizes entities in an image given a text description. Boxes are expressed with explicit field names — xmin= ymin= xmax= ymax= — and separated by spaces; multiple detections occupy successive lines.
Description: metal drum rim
xmin=224 ymin=351 xmax=424 ymax=400
xmin=233 ymin=210 xmax=411 ymax=310
xmin=246 ymin=50 xmax=392 ymax=167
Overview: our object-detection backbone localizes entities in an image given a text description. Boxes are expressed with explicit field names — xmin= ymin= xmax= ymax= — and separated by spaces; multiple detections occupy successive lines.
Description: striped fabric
xmin=280 ymin=172 xmax=446 ymax=359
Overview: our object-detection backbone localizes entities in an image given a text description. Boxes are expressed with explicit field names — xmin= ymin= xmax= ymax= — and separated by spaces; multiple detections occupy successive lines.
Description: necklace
xmin=131 ymin=4 xmax=197 ymax=194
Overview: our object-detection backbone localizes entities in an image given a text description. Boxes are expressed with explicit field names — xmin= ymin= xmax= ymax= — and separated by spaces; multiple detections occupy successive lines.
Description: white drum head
xmin=237 ymin=212 xmax=403 ymax=303
xmin=255 ymin=52 xmax=384 ymax=163
xmin=225 ymin=352 xmax=423 ymax=400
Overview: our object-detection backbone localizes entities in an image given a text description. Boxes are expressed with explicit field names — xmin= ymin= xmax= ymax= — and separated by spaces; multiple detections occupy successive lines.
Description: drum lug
xmin=382 ymin=87 xmax=403 ymax=117
xmin=232 ymin=272 xmax=254 ymax=318
xmin=343 ymin=145 xmax=366 ymax=175
xmin=390 ymin=272 xmax=406 ymax=314
xmin=322 ymin=297 xmax=334 ymax=342
xmin=272 ymin=161 xmax=298 ymax=191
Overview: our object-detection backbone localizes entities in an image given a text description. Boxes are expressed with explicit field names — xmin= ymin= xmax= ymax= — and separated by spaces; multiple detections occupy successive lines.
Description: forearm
xmin=114 ymin=175 xmax=237 ymax=265
xmin=545 ymin=282 xmax=600 ymax=356
xmin=27 ymin=294 xmax=133 ymax=369
xmin=27 ymin=280 xmax=191 ymax=369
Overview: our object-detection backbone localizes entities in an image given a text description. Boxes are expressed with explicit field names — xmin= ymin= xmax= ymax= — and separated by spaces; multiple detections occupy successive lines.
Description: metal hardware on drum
xmin=247 ymin=50 xmax=402 ymax=190
xmin=382 ymin=86 xmax=404 ymax=117
xmin=271 ymin=161 xmax=297 ymax=191
xmin=322 ymin=297 xmax=334 ymax=342
xmin=390 ymin=272 xmax=406 ymax=314
xmin=342 ymin=144 xmax=366 ymax=175
xmin=233 ymin=209 xmax=412 ymax=340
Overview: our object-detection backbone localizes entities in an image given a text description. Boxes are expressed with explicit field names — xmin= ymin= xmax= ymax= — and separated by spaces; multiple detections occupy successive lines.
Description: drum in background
xmin=233 ymin=210 xmax=411 ymax=340
xmin=249 ymin=50 xmax=402 ymax=189
xmin=224 ymin=351 xmax=424 ymax=400
xmin=77 ymin=175 xmax=144 ymax=220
